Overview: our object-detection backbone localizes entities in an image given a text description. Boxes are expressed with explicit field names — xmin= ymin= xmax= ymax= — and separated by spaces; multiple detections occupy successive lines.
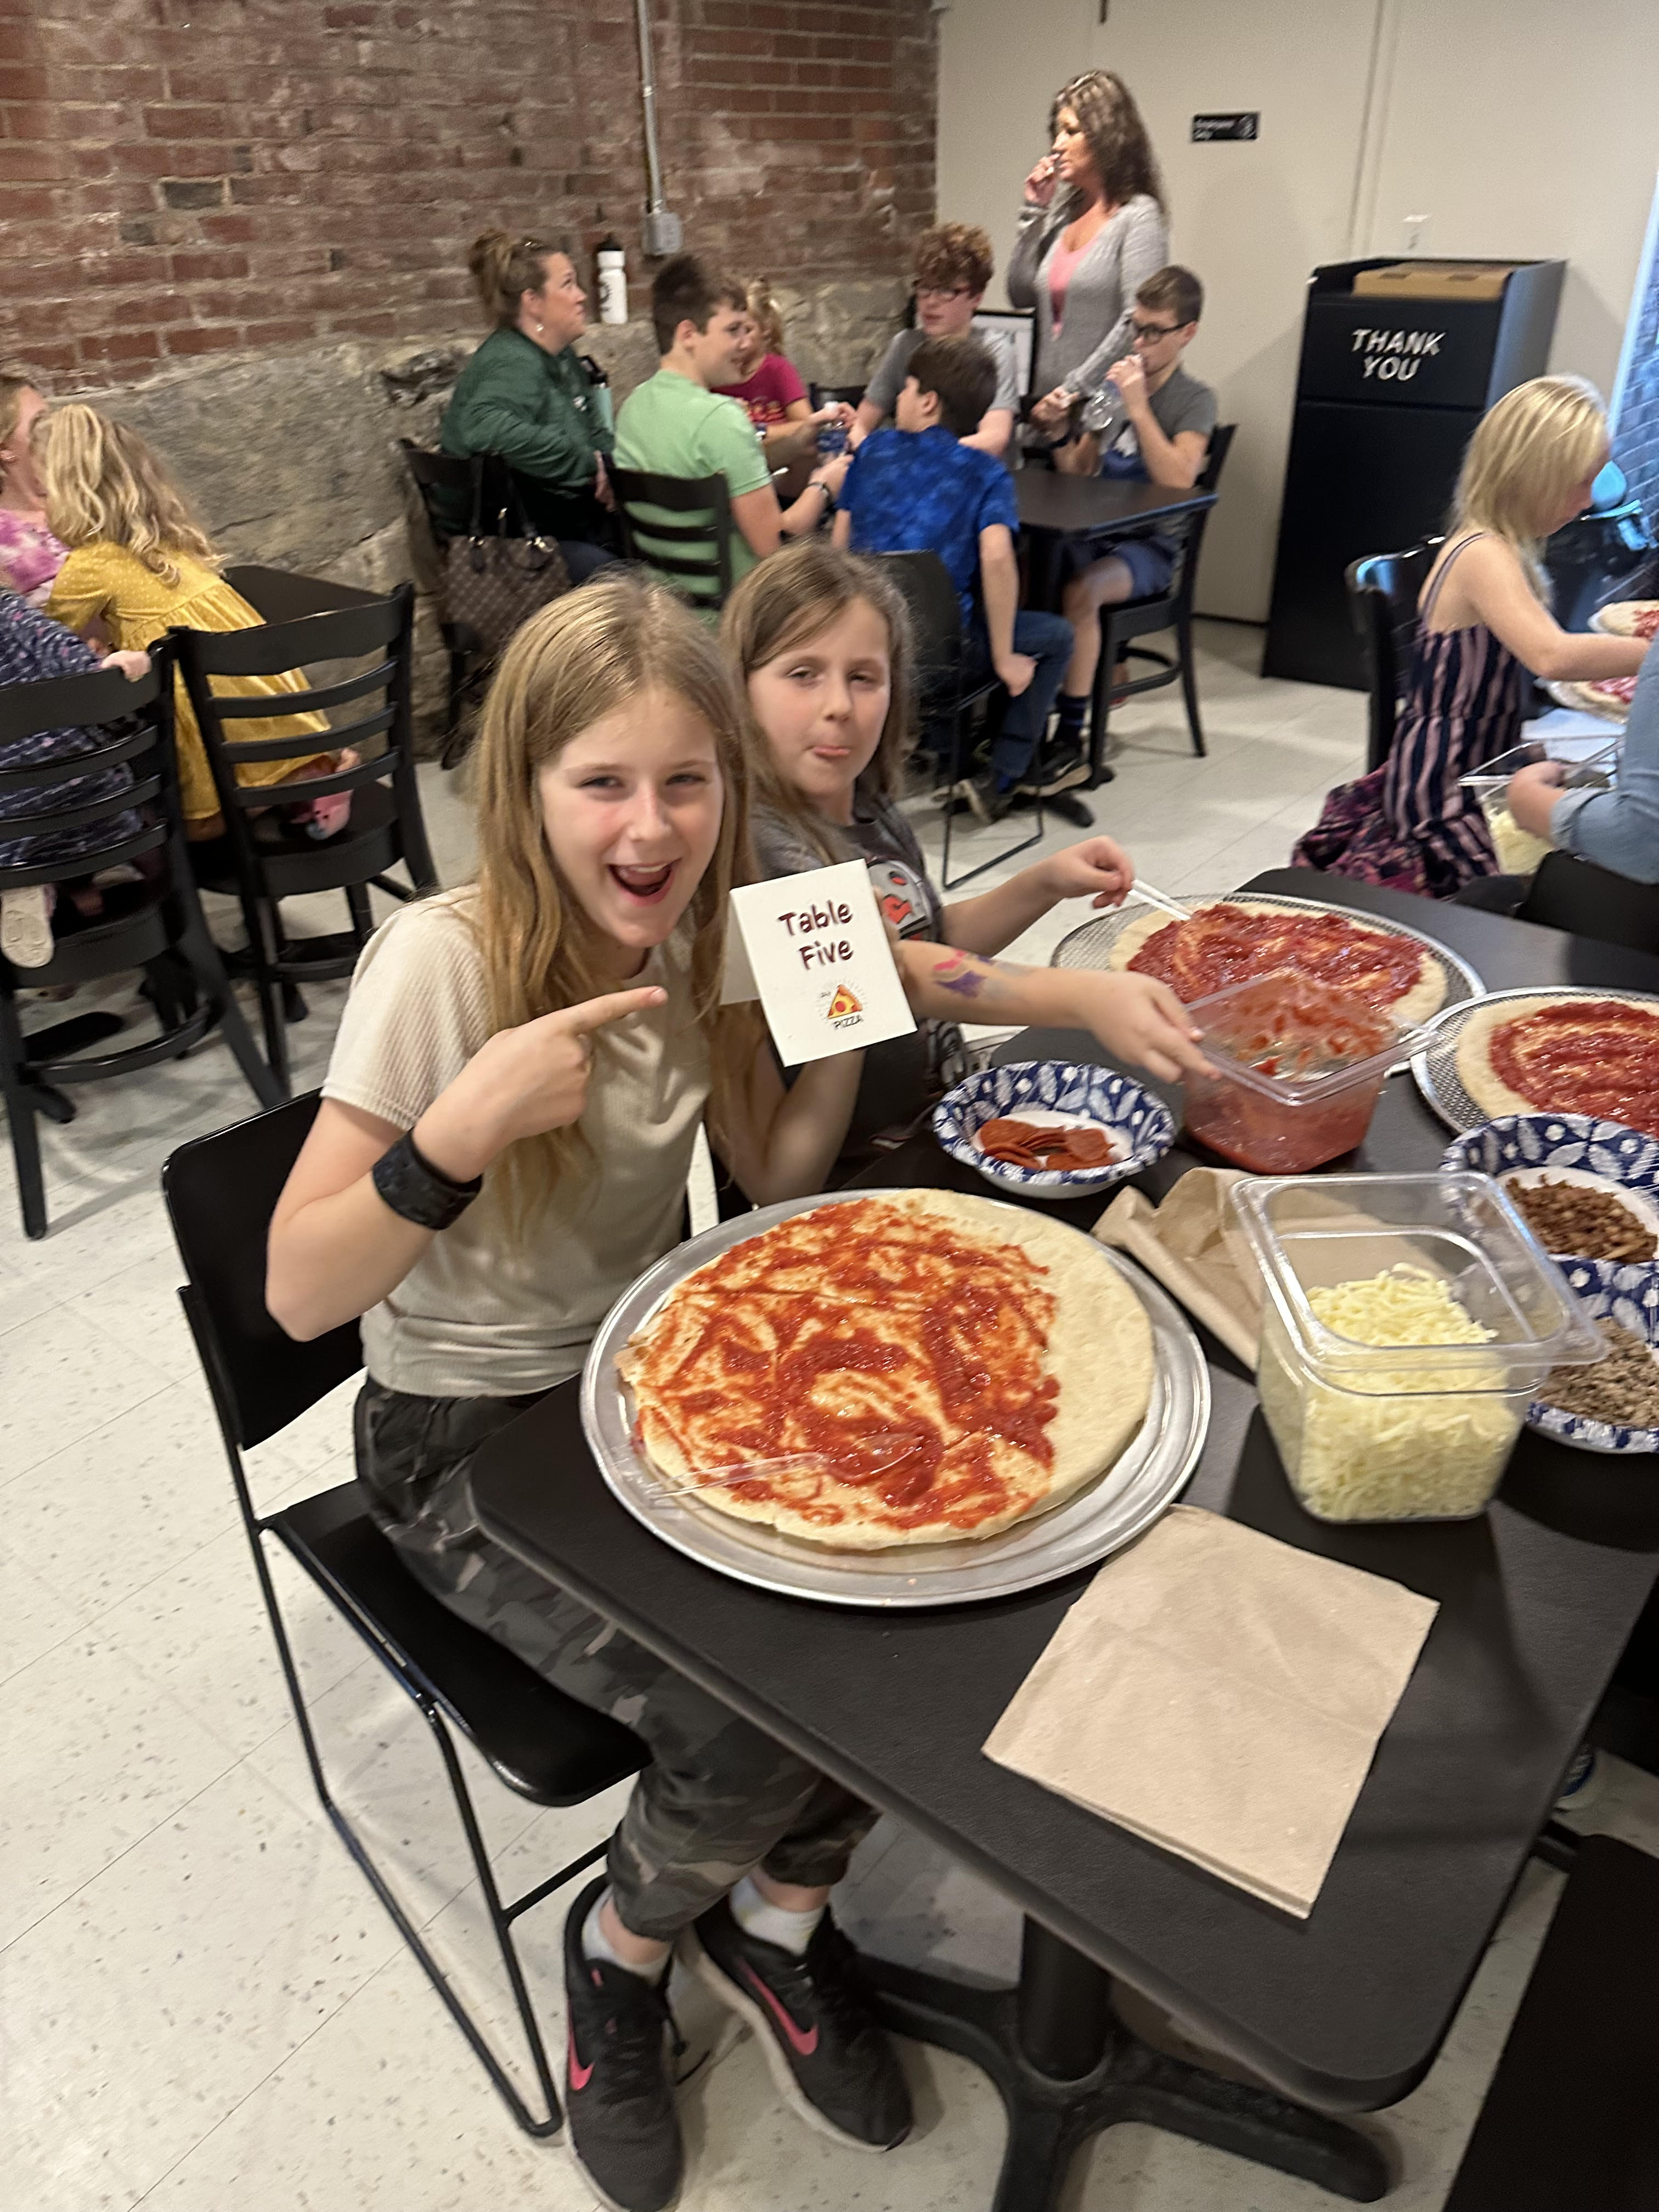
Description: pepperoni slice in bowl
xmin=935 ymin=1062 xmax=1175 ymax=1203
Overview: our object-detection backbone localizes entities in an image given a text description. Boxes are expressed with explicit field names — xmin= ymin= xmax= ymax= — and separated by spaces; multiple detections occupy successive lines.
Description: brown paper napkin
xmin=1093 ymin=1167 xmax=1262 ymax=1366
xmin=983 ymin=1505 xmax=1438 ymax=1917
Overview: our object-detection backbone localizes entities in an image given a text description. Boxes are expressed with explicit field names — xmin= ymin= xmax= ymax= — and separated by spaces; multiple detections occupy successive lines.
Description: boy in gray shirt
xmin=1049 ymin=266 xmax=1217 ymax=777
xmin=854 ymin=222 xmax=1022 ymax=465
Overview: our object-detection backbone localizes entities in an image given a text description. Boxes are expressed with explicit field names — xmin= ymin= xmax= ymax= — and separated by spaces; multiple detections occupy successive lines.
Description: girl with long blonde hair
xmin=1297 ymin=376 xmax=1650 ymax=897
xmin=266 ymin=574 xmax=930 ymax=2209
xmin=39 ymin=404 xmax=345 ymax=837
xmin=725 ymin=541 xmax=1207 ymax=1174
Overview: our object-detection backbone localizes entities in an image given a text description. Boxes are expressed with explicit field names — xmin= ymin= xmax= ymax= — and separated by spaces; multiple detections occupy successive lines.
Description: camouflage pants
xmin=354 ymin=1379 xmax=879 ymax=1942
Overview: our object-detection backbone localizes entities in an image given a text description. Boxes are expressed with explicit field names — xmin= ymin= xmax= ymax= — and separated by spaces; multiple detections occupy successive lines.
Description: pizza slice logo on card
xmin=827 ymin=983 xmax=862 ymax=1022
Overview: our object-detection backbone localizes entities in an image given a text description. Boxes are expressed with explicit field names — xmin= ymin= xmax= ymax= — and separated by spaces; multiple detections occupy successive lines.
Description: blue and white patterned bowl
xmin=1440 ymin=1115 xmax=1659 ymax=1254
xmin=933 ymin=1060 xmax=1173 ymax=1203
xmin=1527 ymin=1259 xmax=1659 ymax=1455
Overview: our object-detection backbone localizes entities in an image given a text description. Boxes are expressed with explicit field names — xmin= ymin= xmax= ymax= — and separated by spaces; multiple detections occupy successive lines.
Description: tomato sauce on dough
xmin=1129 ymin=905 xmax=1425 ymax=1007
xmin=1490 ymin=1001 xmax=1659 ymax=1137
xmin=632 ymin=1199 xmax=1059 ymax=1534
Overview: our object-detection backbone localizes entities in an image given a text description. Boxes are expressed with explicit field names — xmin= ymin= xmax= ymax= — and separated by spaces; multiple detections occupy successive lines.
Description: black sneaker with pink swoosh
xmin=561 ymin=1876 xmax=684 ymax=2212
xmin=686 ymin=1899 xmax=913 ymax=2151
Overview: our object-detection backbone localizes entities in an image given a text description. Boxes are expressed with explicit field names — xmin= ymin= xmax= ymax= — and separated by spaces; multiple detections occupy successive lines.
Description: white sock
xmin=729 ymin=1871 xmax=824 ymax=1956
xmin=582 ymin=1889 xmax=669 ymax=1982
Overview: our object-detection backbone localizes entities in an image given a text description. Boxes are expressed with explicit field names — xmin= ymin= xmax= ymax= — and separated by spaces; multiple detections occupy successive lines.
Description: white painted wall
xmin=936 ymin=0 xmax=1659 ymax=621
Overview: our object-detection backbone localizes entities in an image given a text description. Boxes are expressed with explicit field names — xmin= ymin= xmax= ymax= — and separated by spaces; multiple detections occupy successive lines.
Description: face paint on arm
xmin=928 ymin=949 xmax=1024 ymax=1001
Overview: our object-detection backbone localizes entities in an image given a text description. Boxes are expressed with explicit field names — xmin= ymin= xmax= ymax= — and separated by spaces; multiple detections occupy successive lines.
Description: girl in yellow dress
xmin=39 ymin=405 xmax=349 ymax=839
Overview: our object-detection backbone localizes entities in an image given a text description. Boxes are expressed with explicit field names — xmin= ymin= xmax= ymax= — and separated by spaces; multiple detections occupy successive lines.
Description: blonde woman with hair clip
xmin=1011 ymin=70 xmax=1169 ymax=442
xmin=725 ymin=541 xmax=1209 ymax=1176
xmin=438 ymin=227 xmax=619 ymax=575
xmin=1296 ymin=375 xmax=1650 ymax=898
xmin=40 ymin=404 xmax=351 ymax=841
xmin=264 ymin=572 xmax=950 ymax=2212
xmin=0 ymin=368 xmax=66 ymax=605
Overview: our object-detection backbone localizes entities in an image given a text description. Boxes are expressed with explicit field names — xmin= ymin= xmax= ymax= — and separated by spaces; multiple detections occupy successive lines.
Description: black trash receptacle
xmin=1265 ymin=257 xmax=1565 ymax=691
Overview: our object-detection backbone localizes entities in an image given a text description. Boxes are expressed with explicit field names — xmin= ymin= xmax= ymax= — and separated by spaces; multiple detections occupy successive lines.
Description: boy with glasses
xmin=853 ymin=223 xmax=1020 ymax=462
xmin=1051 ymin=266 xmax=1216 ymax=780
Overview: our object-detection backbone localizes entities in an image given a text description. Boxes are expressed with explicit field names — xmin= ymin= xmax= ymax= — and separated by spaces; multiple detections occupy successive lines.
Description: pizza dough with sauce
xmin=1455 ymin=995 xmax=1659 ymax=1133
xmin=618 ymin=1190 xmax=1154 ymax=1550
xmin=1107 ymin=899 xmax=1447 ymax=1026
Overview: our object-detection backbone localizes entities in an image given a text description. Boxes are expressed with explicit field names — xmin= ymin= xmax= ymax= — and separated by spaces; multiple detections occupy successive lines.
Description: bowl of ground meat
xmin=1528 ymin=1260 xmax=1659 ymax=1454
xmin=1442 ymin=1115 xmax=1659 ymax=1265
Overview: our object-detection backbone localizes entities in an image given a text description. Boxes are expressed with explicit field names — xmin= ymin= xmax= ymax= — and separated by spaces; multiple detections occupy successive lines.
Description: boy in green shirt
xmin=616 ymin=255 xmax=847 ymax=607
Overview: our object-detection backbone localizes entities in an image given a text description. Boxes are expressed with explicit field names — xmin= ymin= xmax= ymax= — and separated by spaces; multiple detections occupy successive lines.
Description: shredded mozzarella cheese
xmin=1258 ymin=1267 xmax=1520 ymax=1521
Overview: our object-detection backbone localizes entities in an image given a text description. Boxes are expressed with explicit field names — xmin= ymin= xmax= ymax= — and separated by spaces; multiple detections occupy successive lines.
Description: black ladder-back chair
xmin=0 ymin=644 xmax=279 ymax=1238
xmin=176 ymin=582 xmax=438 ymax=1096
xmin=611 ymin=464 xmax=740 ymax=612
xmin=162 ymin=1094 xmax=647 ymax=2138
xmin=1346 ymin=538 xmax=1443 ymax=772
xmin=397 ymin=443 xmax=517 ymax=764
xmin=1516 ymin=848 xmax=1659 ymax=956
xmin=1087 ymin=422 xmax=1237 ymax=778
xmin=872 ymin=549 xmax=1043 ymax=891
xmin=226 ymin=563 xmax=387 ymax=627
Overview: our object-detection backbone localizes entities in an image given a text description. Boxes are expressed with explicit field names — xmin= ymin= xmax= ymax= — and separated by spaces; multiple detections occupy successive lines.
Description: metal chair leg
xmin=0 ymin=985 xmax=48 ymax=1239
xmin=1178 ymin=614 xmax=1206 ymax=756
xmin=242 ymin=1509 xmax=588 ymax=2139
xmin=346 ymin=882 xmax=374 ymax=944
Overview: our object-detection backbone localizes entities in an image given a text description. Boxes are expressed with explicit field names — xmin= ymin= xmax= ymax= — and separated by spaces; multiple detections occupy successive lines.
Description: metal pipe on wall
xmin=634 ymin=0 xmax=683 ymax=255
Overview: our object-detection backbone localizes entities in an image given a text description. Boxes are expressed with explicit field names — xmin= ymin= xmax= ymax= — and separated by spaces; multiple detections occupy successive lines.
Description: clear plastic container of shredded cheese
xmin=1231 ymin=1173 xmax=1605 ymax=1522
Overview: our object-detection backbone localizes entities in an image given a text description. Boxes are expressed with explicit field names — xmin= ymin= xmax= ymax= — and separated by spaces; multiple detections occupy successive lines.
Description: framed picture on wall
xmin=972 ymin=309 xmax=1035 ymax=400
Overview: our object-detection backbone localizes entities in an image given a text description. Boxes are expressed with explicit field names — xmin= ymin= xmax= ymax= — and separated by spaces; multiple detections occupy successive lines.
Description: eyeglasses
xmin=915 ymin=285 xmax=972 ymax=303
xmin=1129 ymin=318 xmax=1182 ymax=342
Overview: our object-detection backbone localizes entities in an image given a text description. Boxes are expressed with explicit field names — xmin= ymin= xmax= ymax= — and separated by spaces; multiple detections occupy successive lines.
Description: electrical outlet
xmin=644 ymin=209 xmax=683 ymax=256
xmin=1403 ymin=214 xmax=1430 ymax=255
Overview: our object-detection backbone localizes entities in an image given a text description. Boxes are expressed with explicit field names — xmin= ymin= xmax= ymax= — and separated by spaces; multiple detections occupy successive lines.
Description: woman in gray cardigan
xmin=1009 ymin=71 xmax=1169 ymax=435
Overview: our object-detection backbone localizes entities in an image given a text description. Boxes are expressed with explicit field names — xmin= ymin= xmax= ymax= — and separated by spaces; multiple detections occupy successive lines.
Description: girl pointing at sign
xmin=725 ymin=540 xmax=1208 ymax=1175
xmin=267 ymin=577 xmax=911 ymax=2212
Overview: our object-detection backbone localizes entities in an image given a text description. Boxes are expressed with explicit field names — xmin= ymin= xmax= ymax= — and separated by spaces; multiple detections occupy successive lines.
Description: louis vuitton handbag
xmin=442 ymin=462 xmax=573 ymax=659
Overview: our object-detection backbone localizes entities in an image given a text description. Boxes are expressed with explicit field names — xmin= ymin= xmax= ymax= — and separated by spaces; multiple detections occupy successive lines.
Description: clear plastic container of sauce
xmin=1181 ymin=970 xmax=1418 ymax=1174
xmin=1231 ymin=1172 xmax=1606 ymax=1522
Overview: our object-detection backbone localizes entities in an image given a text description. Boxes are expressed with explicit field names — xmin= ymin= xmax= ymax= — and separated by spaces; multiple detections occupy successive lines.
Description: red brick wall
xmin=0 ymin=0 xmax=936 ymax=385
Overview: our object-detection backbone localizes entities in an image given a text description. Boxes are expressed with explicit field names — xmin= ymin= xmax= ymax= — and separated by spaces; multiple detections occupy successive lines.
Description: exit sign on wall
xmin=1192 ymin=112 xmax=1259 ymax=142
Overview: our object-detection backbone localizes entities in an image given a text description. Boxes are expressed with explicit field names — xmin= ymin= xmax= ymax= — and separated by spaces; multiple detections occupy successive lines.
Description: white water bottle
xmin=597 ymin=237 xmax=627 ymax=326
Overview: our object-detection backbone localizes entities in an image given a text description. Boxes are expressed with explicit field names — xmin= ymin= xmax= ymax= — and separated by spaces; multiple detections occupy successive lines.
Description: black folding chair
xmin=611 ymin=464 xmax=740 ymax=612
xmin=0 ymin=642 xmax=278 ymax=1238
xmin=175 ymin=583 xmax=438 ymax=1095
xmin=872 ymin=550 xmax=1042 ymax=891
xmin=1516 ymin=848 xmax=1659 ymax=956
xmin=1346 ymin=538 xmax=1443 ymax=772
xmin=1085 ymin=424 xmax=1236 ymax=779
xmin=162 ymin=1093 xmax=647 ymax=2138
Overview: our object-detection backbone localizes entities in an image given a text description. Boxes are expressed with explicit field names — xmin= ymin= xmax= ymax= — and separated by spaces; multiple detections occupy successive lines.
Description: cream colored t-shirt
xmin=321 ymin=888 xmax=711 ymax=1399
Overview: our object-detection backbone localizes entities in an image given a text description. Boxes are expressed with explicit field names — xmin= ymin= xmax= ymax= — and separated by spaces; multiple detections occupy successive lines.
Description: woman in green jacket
xmin=440 ymin=229 xmax=620 ymax=579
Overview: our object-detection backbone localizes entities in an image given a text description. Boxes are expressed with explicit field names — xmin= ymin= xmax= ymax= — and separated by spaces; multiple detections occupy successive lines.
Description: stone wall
xmin=75 ymin=276 xmax=906 ymax=741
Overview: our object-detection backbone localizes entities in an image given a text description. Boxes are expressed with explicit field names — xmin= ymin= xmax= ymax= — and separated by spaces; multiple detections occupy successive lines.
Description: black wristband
xmin=371 ymin=1130 xmax=482 ymax=1232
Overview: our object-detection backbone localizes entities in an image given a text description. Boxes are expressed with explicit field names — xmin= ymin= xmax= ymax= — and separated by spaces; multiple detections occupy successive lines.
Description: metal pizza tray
xmin=1411 ymin=985 xmax=1659 ymax=1135
xmin=1051 ymin=888 xmax=1485 ymax=1011
xmin=580 ymin=1189 xmax=1209 ymax=1610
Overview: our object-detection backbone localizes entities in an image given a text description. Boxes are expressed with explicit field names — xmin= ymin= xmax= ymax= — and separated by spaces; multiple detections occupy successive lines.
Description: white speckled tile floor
xmin=6 ymin=622 xmax=1657 ymax=2211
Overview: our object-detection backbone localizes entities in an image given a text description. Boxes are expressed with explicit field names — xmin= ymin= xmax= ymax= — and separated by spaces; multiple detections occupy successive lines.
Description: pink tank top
xmin=1047 ymin=238 xmax=1087 ymax=335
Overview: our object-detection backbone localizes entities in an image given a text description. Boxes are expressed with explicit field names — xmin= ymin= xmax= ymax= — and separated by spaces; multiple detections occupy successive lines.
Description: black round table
xmin=472 ymin=871 xmax=1659 ymax=2210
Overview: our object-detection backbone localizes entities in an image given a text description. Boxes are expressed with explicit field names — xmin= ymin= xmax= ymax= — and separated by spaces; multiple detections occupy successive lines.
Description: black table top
xmin=471 ymin=869 xmax=1659 ymax=2115
xmin=1014 ymin=470 xmax=1217 ymax=538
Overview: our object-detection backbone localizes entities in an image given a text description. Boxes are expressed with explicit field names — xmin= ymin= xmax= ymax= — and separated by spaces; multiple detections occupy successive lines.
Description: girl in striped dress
xmin=1295 ymin=377 xmax=1648 ymax=899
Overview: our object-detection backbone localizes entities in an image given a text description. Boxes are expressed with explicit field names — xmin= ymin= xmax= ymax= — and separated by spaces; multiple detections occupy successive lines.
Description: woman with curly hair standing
xmin=1009 ymin=70 xmax=1169 ymax=441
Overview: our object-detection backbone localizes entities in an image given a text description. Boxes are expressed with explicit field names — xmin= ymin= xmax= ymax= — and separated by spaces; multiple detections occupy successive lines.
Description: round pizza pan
xmin=580 ymin=1189 xmax=1210 ymax=1610
xmin=1051 ymin=888 xmax=1485 ymax=1012
xmin=1411 ymin=985 xmax=1659 ymax=1134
